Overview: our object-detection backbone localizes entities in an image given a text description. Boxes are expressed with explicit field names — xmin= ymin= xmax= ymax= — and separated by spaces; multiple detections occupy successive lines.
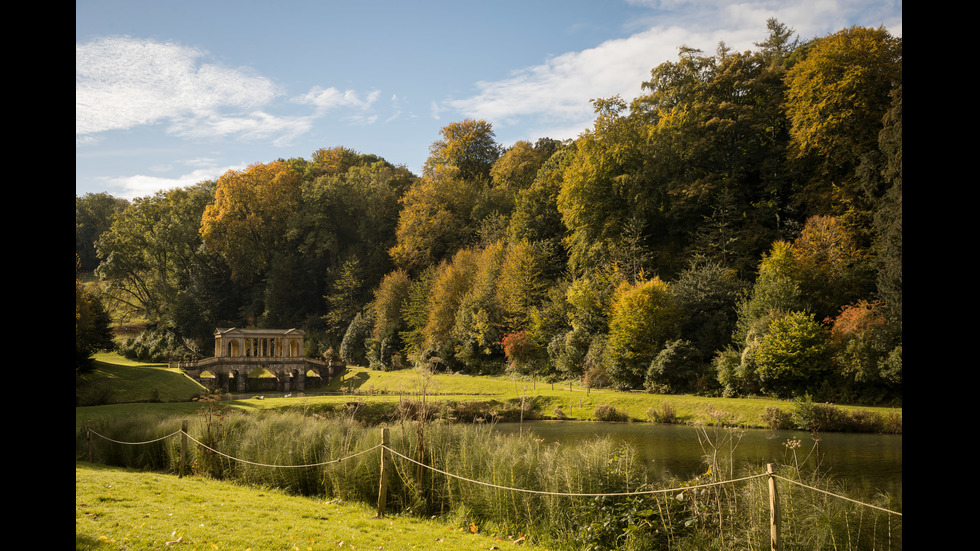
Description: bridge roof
xmin=214 ymin=327 xmax=305 ymax=337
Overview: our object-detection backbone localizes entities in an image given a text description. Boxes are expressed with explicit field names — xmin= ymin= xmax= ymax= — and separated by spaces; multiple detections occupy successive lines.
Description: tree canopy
xmin=78 ymin=21 xmax=901 ymax=404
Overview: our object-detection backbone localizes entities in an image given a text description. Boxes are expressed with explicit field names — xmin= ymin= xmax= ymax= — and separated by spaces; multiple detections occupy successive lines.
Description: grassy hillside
xmin=76 ymin=353 xmax=901 ymax=433
xmin=76 ymin=352 xmax=207 ymax=405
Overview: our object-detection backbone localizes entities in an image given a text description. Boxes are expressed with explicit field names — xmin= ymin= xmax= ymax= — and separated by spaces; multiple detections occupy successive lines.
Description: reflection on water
xmin=494 ymin=420 xmax=902 ymax=510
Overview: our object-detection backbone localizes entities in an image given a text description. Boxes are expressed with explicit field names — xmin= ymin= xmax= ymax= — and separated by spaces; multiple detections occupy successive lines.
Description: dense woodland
xmin=76 ymin=21 xmax=902 ymax=405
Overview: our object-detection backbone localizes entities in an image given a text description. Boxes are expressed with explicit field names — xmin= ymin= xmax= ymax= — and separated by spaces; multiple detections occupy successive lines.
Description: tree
xmin=421 ymin=248 xmax=480 ymax=362
xmin=200 ymin=161 xmax=302 ymax=282
xmin=496 ymin=238 xmax=549 ymax=333
xmin=389 ymin=167 xmax=484 ymax=273
xmin=784 ymin=26 xmax=902 ymax=217
xmin=557 ymin=97 xmax=653 ymax=274
xmin=452 ymin=240 xmax=508 ymax=372
xmin=829 ymin=300 xmax=900 ymax=402
xmin=671 ymin=257 xmax=747 ymax=358
xmin=368 ymin=269 xmax=413 ymax=370
xmin=755 ymin=311 xmax=831 ymax=398
xmin=423 ymin=119 xmax=502 ymax=182
xmin=96 ymin=182 xmax=217 ymax=322
xmin=323 ymin=257 xmax=367 ymax=343
xmin=76 ymin=258 xmax=115 ymax=372
xmin=491 ymin=138 xmax=560 ymax=194
xmin=76 ymin=192 xmax=129 ymax=272
xmin=790 ymin=215 xmax=873 ymax=321
xmin=645 ymin=339 xmax=706 ymax=394
xmin=606 ymin=277 xmax=681 ymax=389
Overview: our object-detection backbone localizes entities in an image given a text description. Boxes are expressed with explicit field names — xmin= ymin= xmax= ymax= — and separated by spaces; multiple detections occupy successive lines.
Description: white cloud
xmin=104 ymin=164 xmax=246 ymax=200
xmin=445 ymin=25 xmax=734 ymax=132
xmin=443 ymin=0 xmax=900 ymax=140
xmin=76 ymin=37 xmax=285 ymax=139
xmin=296 ymin=86 xmax=381 ymax=113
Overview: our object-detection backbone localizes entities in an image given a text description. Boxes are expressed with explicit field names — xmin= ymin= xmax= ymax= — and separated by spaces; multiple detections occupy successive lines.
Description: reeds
xmin=77 ymin=408 xmax=900 ymax=549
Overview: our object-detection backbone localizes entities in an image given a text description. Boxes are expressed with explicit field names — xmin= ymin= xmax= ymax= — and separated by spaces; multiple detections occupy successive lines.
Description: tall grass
xmin=76 ymin=404 xmax=901 ymax=550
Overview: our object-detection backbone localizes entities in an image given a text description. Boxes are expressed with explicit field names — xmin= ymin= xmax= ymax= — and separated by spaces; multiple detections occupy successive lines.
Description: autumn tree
xmin=367 ymin=268 xmax=413 ymax=370
xmin=452 ymin=240 xmax=507 ymax=373
xmin=784 ymin=26 xmax=902 ymax=219
xmin=829 ymin=300 xmax=900 ymax=402
xmin=389 ymin=167 xmax=484 ymax=272
xmin=200 ymin=161 xmax=303 ymax=282
xmin=496 ymin=238 xmax=549 ymax=334
xmin=423 ymin=119 xmax=502 ymax=182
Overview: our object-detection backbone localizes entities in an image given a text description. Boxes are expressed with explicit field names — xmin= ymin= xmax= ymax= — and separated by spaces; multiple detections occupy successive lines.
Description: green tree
xmin=96 ymin=182 xmax=217 ymax=322
xmin=323 ymin=258 xmax=367 ymax=343
xmin=399 ymin=266 xmax=436 ymax=361
xmin=76 ymin=192 xmax=129 ymax=272
xmin=645 ymin=339 xmax=706 ymax=394
xmin=367 ymin=269 xmax=413 ymax=370
xmin=606 ymin=277 xmax=681 ymax=389
xmin=76 ymin=259 xmax=115 ymax=372
xmin=557 ymin=97 xmax=653 ymax=274
xmin=671 ymin=257 xmax=748 ymax=359
xmin=755 ymin=311 xmax=831 ymax=397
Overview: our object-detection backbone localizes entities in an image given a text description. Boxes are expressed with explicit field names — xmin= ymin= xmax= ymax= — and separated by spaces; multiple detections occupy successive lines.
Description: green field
xmin=75 ymin=352 xmax=901 ymax=432
xmin=76 ymin=461 xmax=549 ymax=550
xmin=76 ymin=353 xmax=902 ymax=550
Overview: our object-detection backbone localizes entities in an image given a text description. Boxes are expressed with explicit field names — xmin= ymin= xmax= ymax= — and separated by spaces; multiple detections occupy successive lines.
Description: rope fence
xmin=83 ymin=423 xmax=901 ymax=550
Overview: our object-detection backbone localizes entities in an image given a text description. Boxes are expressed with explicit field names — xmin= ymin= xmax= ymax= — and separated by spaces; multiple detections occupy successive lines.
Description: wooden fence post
xmin=376 ymin=427 xmax=390 ymax=518
xmin=87 ymin=421 xmax=93 ymax=463
xmin=180 ymin=420 xmax=188 ymax=478
xmin=767 ymin=463 xmax=781 ymax=551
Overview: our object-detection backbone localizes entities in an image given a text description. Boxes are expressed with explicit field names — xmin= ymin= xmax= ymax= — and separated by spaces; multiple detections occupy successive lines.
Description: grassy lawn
xmin=76 ymin=461 xmax=549 ymax=551
xmin=75 ymin=353 xmax=902 ymax=432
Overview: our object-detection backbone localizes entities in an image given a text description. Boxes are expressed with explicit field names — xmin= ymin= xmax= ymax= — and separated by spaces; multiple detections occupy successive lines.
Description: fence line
xmin=383 ymin=444 xmax=769 ymax=497
xmin=185 ymin=432 xmax=383 ymax=468
xmin=83 ymin=422 xmax=902 ymax=531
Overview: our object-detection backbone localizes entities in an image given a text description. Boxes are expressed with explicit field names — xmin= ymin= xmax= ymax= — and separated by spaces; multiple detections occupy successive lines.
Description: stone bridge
xmin=175 ymin=328 xmax=346 ymax=393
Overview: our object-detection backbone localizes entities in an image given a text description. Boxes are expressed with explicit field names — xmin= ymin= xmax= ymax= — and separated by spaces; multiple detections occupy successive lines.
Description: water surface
xmin=495 ymin=420 xmax=902 ymax=511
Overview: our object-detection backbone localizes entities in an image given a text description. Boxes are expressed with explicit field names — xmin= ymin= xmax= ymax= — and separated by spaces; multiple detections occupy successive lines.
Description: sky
xmin=76 ymin=0 xmax=902 ymax=200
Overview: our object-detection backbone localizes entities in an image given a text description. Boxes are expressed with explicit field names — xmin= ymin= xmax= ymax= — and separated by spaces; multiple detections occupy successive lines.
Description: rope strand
xmin=85 ymin=427 xmax=902 ymax=516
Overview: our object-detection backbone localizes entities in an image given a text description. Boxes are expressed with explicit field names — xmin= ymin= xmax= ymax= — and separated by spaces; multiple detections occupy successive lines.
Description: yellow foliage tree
xmin=200 ymin=161 xmax=302 ymax=281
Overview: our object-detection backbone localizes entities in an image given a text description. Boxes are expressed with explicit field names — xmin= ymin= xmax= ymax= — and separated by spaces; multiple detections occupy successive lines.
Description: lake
xmin=494 ymin=420 xmax=902 ymax=512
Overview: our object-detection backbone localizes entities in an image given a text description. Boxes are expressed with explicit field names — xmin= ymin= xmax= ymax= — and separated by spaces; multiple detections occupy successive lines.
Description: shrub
xmin=646 ymin=402 xmax=677 ymax=424
xmin=755 ymin=311 xmax=832 ymax=397
xmin=791 ymin=395 xmax=849 ymax=432
xmin=118 ymin=328 xmax=192 ymax=363
xmin=761 ymin=406 xmax=793 ymax=430
xmin=645 ymin=339 xmax=704 ymax=393
xmin=593 ymin=404 xmax=626 ymax=422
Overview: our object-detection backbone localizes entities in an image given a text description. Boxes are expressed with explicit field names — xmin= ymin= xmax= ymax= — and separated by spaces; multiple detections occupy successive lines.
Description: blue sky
xmin=76 ymin=0 xmax=901 ymax=199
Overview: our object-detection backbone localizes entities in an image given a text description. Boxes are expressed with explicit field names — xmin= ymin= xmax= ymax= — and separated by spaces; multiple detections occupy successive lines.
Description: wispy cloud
xmin=442 ymin=0 xmax=901 ymax=142
xmin=444 ymin=25 xmax=729 ymax=137
xmin=76 ymin=36 xmax=382 ymax=146
xmin=76 ymin=37 xmax=287 ymax=137
xmin=102 ymin=164 xmax=246 ymax=200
